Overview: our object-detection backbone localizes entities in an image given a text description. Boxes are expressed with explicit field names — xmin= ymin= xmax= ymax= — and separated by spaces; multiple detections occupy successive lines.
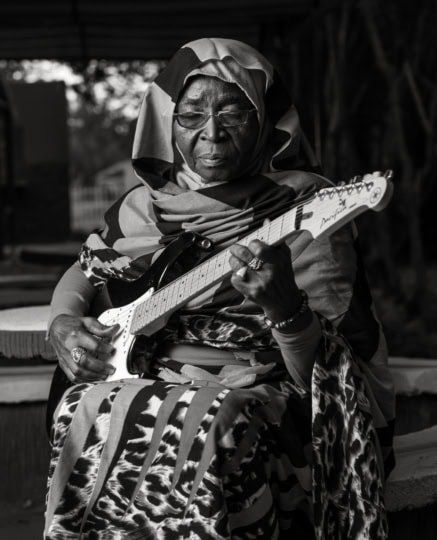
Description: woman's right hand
xmin=49 ymin=314 xmax=119 ymax=383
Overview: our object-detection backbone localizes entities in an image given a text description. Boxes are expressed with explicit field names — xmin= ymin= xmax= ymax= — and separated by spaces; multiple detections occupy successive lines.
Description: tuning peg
xmin=384 ymin=169 xmax=394 ymax=180
xmin=351 ymin=175 xmax=362 ymax=183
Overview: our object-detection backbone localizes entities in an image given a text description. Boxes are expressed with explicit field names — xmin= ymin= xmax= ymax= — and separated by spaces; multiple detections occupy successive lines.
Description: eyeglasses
xmin=173 ymin=109 xmax=256 ymax=129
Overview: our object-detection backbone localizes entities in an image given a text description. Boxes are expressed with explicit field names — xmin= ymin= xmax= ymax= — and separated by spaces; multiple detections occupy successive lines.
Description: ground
xmin=0 ymin=502 xmax=45 ymax=540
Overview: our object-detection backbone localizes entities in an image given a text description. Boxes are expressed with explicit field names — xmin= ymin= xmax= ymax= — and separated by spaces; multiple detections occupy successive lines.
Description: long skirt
xmin=44 ymin=328 xmax=388 ymax=540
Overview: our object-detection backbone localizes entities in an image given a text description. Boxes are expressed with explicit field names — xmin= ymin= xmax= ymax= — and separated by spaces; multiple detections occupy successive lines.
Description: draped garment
xmin=45 ymin=38 xmax=395 ymax=540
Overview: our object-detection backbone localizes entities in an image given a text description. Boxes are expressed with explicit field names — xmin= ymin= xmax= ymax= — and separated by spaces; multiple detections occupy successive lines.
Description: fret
xmin=282 ymin=208 xmax=294 ymax=238
xmin=202 ymin=259 xmax=213 ymax=289
xmin=142 ymin=302 xmax=151 ymax=324
xmin=150 ymin=293 xmax=161 ymax=318
xmin=184 ymin=268 xmax=195 ymax=300
xmin=135 ymin=300 xmax=145 ymax=322
xmin=176 ymin=275 xmax=186 ymax=303
xmin=171 ymin=280 xmax=182 ymax=309
xmin=135 ymin=299 xmax=144 ymax=321
xmin=151 ymin=290 xmax=163 ymax=318
xmin=196 ymin=261 xmax=209 ymax=290
xmin=159 ymin=288 xmax=170 ymax=315
xmin=256 ymin=224 xmax=268 ymax=242
xmin=213 ymin=250 xmax=228 ymax=280
xmin=169 ymin=283 xmax=178 ymax=308
xmin=133 ymin=302 xmax=147 ymax=329
xmin=278 ymin=213 xmax=288 ymax=240
xmin=263 ymin=221 xmax=273 ymax=243
xmin=166 ymin=281 xmax=177 ymax=311
xmin=174 ymin=278 xmax=183 ymax=306
xmin=209 ymin=257 xmax=221 ymax=282
xmin=281 ymin=212 xmax=288 ymax=236
xmin=190 ymin=266 xmax=203 ymax=293
xmin=269 ymin=218 xmax=281 ymax=244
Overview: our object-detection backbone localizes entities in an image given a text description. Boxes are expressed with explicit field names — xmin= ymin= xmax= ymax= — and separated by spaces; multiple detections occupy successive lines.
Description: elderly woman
xmin=44 ymin=38 xmax=395 ymax=539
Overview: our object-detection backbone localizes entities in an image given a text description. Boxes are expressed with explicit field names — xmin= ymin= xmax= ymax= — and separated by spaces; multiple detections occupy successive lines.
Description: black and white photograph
xmin=0 ymin=1 xmax=436 ymax=538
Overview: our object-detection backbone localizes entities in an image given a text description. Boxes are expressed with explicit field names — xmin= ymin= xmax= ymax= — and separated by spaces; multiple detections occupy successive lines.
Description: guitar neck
xmin=130 ymin=198 xmax=310 ymax=335
xmin=129 ymin=170 xmax=393 ymax=336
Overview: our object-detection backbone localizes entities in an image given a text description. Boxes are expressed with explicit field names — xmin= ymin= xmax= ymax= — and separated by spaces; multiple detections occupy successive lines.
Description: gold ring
xmin=247 ymin=256 xmax=264 ymax=271
xmin=71 ymin=346 xmax=87 ymax=365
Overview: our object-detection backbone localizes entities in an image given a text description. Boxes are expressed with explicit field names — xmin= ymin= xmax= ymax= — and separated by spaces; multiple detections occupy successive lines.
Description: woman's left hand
xmin=229 ymin=240 xmax=302 ymax=323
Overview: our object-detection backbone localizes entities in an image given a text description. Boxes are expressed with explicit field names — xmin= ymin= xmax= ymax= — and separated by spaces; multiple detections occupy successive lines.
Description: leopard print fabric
xmin=162 ymin=311 xmax=278 ymax=350
xmin=45 ymin=320 xmax=387 ymax=540
xmin=46 ymin=378 xmax=313 ymax=539
xmin=312 ymin=328 xmax=388 ymax=539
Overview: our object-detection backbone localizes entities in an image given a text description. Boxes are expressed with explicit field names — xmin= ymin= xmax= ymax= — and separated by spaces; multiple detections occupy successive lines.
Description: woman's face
xmin=173 ymin=76 xmax=259 ymax=183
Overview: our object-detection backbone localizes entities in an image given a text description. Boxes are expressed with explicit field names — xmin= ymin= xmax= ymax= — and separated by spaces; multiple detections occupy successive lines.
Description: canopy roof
xmin=0 ymin=0 xmax=315 ymax=61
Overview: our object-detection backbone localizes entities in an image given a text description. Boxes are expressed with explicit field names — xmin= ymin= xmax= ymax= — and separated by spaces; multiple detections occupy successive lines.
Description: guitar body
xmin=46 ymin=232 xmax=213 ymax=431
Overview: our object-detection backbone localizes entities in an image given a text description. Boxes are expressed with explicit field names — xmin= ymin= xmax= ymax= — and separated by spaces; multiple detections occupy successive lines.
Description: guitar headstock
xmin=303 ymin=170 xmax=394 ymax=239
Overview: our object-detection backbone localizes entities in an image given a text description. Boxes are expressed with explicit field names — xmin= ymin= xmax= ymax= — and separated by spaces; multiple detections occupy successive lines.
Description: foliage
xmin=269 ymin=0 xmax=437 ymax=355
xmin=0 ymin=58 xmax=165 ymax=184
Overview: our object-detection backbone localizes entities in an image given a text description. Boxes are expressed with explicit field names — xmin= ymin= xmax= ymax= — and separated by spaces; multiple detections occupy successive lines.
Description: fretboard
xmin=129 ymin=198 xmax=311 ymax=335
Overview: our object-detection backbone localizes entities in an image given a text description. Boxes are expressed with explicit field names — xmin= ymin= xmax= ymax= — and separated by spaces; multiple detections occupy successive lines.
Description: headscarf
xmin=131 ymin=37 xmax=320 ymax=187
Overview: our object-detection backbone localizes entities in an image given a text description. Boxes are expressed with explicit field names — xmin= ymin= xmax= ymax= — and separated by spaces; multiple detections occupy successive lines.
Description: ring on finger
xmin=71 ymin=346 xmax=87 ymax=366
xmin=247 ymin=256 xmax=264 ymax=271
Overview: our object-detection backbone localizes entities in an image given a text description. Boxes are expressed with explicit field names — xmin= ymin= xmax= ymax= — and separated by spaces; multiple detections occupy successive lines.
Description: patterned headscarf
xmin=132 ymin=37 xmax=319 ymax=188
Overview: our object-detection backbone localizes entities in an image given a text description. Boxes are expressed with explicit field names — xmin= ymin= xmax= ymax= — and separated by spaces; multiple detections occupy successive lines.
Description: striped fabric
xmin=45 ymin=38 xmax=395 ymax=538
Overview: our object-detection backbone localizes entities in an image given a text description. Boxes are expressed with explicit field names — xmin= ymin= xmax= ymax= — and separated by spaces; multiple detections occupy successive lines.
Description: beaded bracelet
xmin=264 ymin=290 xmax=309 ymax=329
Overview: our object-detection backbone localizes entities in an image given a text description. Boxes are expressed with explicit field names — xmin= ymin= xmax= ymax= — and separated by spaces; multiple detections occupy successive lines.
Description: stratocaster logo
xmin=320 ymin=199 xmax=348 ymax=229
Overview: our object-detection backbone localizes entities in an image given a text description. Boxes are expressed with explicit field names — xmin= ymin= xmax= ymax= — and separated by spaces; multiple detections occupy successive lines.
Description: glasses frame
xmin=173 ymin=108 xmax=257 ymax=129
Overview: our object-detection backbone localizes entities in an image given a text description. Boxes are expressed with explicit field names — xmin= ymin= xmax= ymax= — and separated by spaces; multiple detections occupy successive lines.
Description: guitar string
xmin=100 ymin=181 xmax=379 ymax=333
xmin=102 ymin=185 xmax=375 ymax=333
xmin=129 ymin=208 xmax=288 ymax=331
xmin=101 ymin=211 xmax=288 ymax=332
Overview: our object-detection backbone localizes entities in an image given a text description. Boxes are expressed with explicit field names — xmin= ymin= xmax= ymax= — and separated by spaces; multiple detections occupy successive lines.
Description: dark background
xmin=0 ymin=2 xmax=436 ymax=537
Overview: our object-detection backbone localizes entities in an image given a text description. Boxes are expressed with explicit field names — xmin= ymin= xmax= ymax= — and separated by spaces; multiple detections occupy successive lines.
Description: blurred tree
xmin=0 ymin=59 xmax=165 ymax=185
xmin=267 ymin=0 xmax=437 ymax=355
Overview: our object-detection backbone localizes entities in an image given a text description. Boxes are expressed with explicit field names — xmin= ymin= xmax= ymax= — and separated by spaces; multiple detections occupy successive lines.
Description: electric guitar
xmin=93 ymin=169 xmax=394 ymax=381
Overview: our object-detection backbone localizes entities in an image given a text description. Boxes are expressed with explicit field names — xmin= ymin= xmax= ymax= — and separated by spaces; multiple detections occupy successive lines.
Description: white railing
xmin=70 ymin=184 xmax=122 ymax=233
